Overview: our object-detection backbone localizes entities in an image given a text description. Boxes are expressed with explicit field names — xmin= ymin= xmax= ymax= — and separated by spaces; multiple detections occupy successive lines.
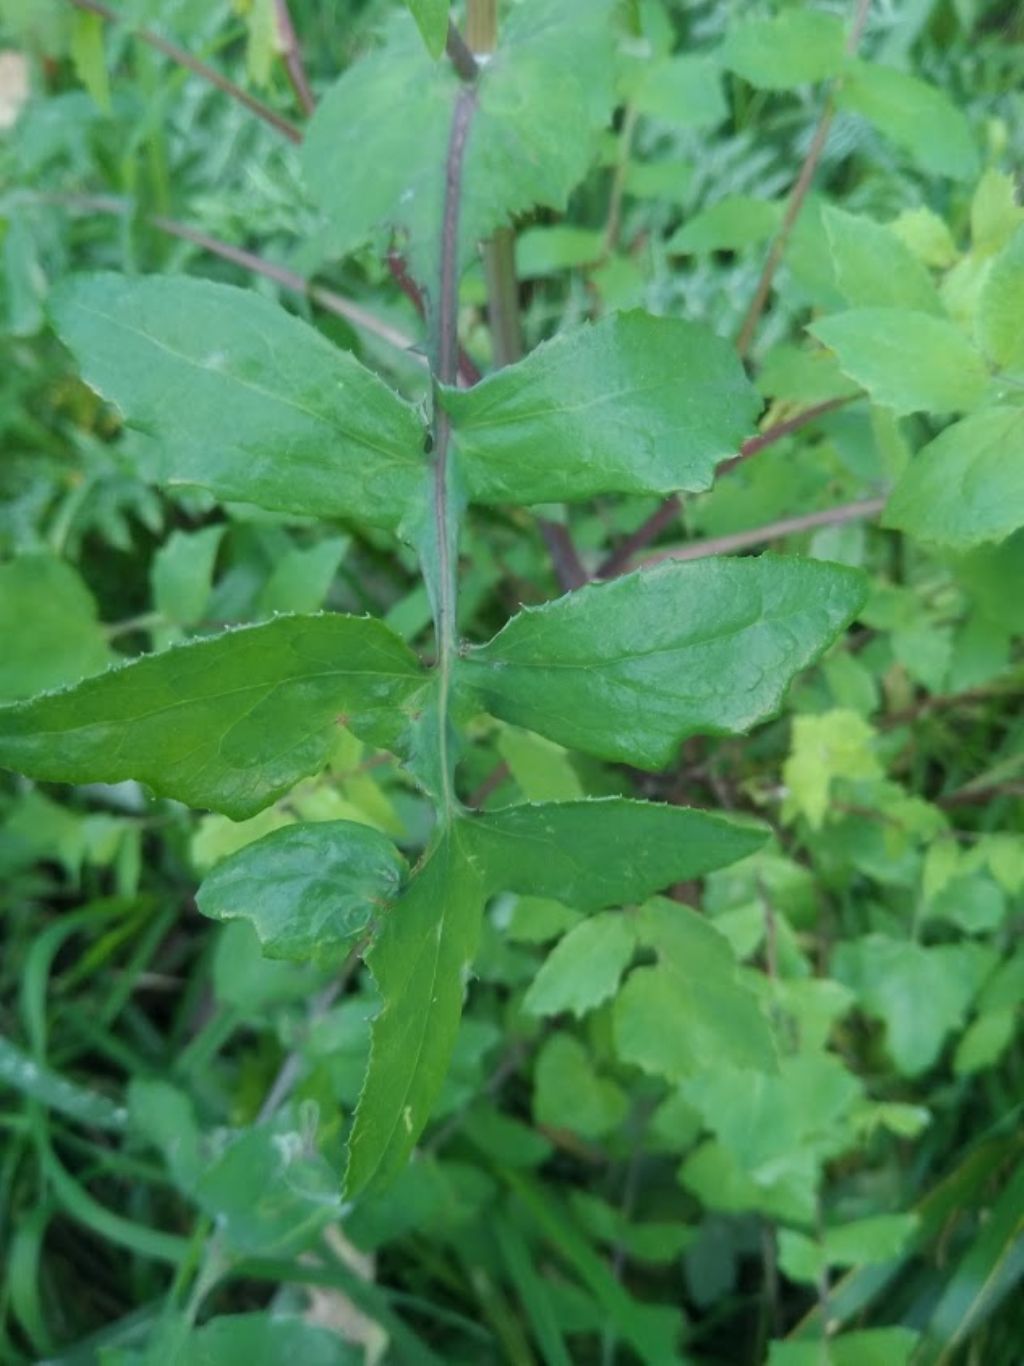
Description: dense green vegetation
xmin=1 ymin=1 xmax=1022 ymax=1362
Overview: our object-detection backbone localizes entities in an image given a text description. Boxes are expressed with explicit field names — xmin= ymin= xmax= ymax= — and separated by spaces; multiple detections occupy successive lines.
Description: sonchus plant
xmin=0 ymin=0 xmax=867 ymax=1199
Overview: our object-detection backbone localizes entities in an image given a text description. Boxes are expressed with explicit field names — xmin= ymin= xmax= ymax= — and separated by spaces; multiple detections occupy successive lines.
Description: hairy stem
xmin=430 ymin=85 xmax=479 ymax=817
xmin=66 ymin=0 xmax=303 ymax=143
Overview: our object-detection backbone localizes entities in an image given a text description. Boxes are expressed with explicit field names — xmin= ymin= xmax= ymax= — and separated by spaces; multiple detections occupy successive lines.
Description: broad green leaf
xmin=51 ymin=274 xmax=427 ymax=530
xmin=151 ymin=525 xmax=224 ymax=627
xmin=884 ymin=408 xmax=1024 ymax=550
xmin=837 ymin=60 xmax=979 ymax=181
xmin=302 ymin=1 xmax=615 ymax=282
xmin=196 ymin=821 xmax=405 ymax=967
xmin=977 ymin=225 xmax=1024 ymax=372
xmin=614 ymin=898 xmax=776 ymax=1080
xmin=833 ymin=935 xmax=996 ymax=1075
xmin=0 ymin=555 xmax=110 ymax=702
xmin=523 ymin=912 xmax=636 ymax=1018
xmin=516 ymin=225 xmax=604 ymax=277
xmin=459 ymin=557 xmax=866 ymax=769
xmin=346 ymin=825 xmax=484 ymax=1196
xmin=533 ymin=1033 xmax=626 ymax=1138
xmin=404 ymin=0 xmax=449 ymax=59
xmin=466 ymin=798 xmax=767 ymax=909
xmin=0 ymin=614 xmax=423 ymax=820
xmin=441 ymin=311 xmax=759 ymax=504
xmin=721 ymin=10 xmax=845 ymax=89
xmin=953 ymin=1009 xmax=1016 ymax=1076
xmin=890 ymin=206 xmax=958 ymax=268
xmin=633 ymin=55 xmax=726 ymax=128
xmin=823 ymin=206 xmax=943 ymax=313
xmin=195 ymin=1119 xmax=343 ymax=1256
xmin=668 ymin=195 xmax=781 ymax=254
xmin=809 ymin=309 xmax=989 ymax=415
xmin=181 ymin=1315 xmax=357 ymax=1366
xmin=778 ymin=1215 xmax=918 ymax=1284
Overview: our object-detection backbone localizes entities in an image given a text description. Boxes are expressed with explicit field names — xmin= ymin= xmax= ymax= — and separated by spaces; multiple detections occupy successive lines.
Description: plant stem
xmin=272 ymin=0 xmax=315 ymax=115
xmin=735 ymin=0 xmax=873 ymax=358
xmin=466 ymin=0 xmax=497 ymax=51
xmin=636 ymin=496 xmax=885 ymax=568
xmin=66 ymin=0 xmax=303 ymax=143
xmin=430 ymin=84 xmax=479 ymax=817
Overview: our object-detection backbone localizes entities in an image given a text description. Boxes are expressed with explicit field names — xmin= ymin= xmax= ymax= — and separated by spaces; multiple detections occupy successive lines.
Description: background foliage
xmin=0 ymin=1 xmax=1023 ymax=1363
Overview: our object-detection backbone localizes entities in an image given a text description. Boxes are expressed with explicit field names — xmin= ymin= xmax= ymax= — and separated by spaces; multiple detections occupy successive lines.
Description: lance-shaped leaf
xmin=884 ymin=408 xmax=1024 ymax=551
xmin=809 ymin=309 xmax=990 ymax=416
xmin=196 ymin=821 xmax=405 ymax=967
xmin=440 ymin=311 xmax=759 ymax=505
xmin=302 ymin=0 xmax=615 ymax=283
xmin=0 ymin=615 xmax=423 ymax=820
xmin=466 ymin=798 xmax=767 ymax=909
xmin=458 ymin=558 xmax=866 ymax=769
xmin=346 ymin=825 xmax=484 ymax=1196
xmin=51 ymin=274 xmax=427 ymax=529
xmin=614 ymin=898 xmax=777 ymax=1078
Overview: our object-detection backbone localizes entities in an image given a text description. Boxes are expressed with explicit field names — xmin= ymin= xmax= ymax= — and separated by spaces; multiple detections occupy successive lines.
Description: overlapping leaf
xmin=0 ymin=615 xmax=424 ymax=819
xmin=467 ymin=798 xmax=766 ymax=908
xmin=459 ymin=557 xmax=866 ymax=769
xmin=51 ymin=274 xmax=428 ymax=529
xmin=197 ymin=821 xmax=406 ymax=966
xmin=441 ymin=311 xmax=760 ymax=505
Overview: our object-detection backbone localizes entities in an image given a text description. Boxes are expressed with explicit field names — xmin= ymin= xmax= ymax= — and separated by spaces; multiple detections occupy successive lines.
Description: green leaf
xmin=459 ymin=557 xmax=866 ymax=769
xmin=496 ymin=727 xmax=583 ymax=801
xmin=721 ymin=10 xmax=845 ymax=89
xmin=302 ymin=1 xmax=615 ymax=281
xmin=884 ymin=408 xmax=1024 ymax=550
xmin=196 ymin=1119 xmax=343 ymax=1256
xmin=0 ymin=555 xmax=111 ymax=702
xmin=441 ymin=311 xmax=759 ymax=505
xmin=970 ymin=167 xmax=1024 ymax=257
xmin=346 ymin=825 xmax=484 ymax=1196
xmin=151 ymin=525 xmax=224 ymax=627
xmin=70 ymin=9 xmax=110 ymax=112
xmin=0 ymin=1033 xmax=127 ymax=1131
xmin=809 ymin=309 xmax=989 ymax=415
xmin=466 ymin=798 xmax=767 ymax=910
xmin=833 ymin=935 xmax=996 ymax=1075
xmin=667 ymin=195 xmax=781 ymax=254
xmin=404 ymin=0 xmax=449 ymax=59
xmin=633 ymin=55 xmax=726 ymax=128
xmin=523 ymin=912 xmax=636 ymax=1018
xmin=783 ymin=709 xmax=882 ymax=828
xmin=978 ymin=225 xmax=1024 ymax=372
xmin=823 ymin=205 xmax=943 ymax=313
xmin=768 ymin=1328 xmax=919 ymax=1366
xmin=196 ymin=821 xmax=405 ymax=968
xmin=953 ymin=1009 xmax=1016 ymax=1076
xmin=50 ymin=274 xmax=427 ymax=530
xmin=837 ymin=60 xmax=979 ymax=181
xmin=533 ymin=1033 xmax=626 ymax=1138
xmin=0 ymin=614 xmax=423 ymax=820
xmin=181 ymin=1315 xmax=358 ymax=1366
xmin=614 ymin=898 xmax=776 ymax=1080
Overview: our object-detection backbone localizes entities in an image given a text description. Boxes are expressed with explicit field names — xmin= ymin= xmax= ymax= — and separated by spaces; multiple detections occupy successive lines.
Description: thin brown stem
xmin=735 ymin=0 xmax=873 ymax=358
xmin=273 ymin=0 xmax=315 ymax=116
xmin=66 ymin=0 xmax=303 ymax=143
xmin=388 ymin=249 xmax=481 ymax=385
xmin=596 ymin=396 xmax=858 ymax=577
xmin=637 ymin=496 xmax=886 ymax=568
xmin=445 ymin=22 xmax=480 ymax=81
